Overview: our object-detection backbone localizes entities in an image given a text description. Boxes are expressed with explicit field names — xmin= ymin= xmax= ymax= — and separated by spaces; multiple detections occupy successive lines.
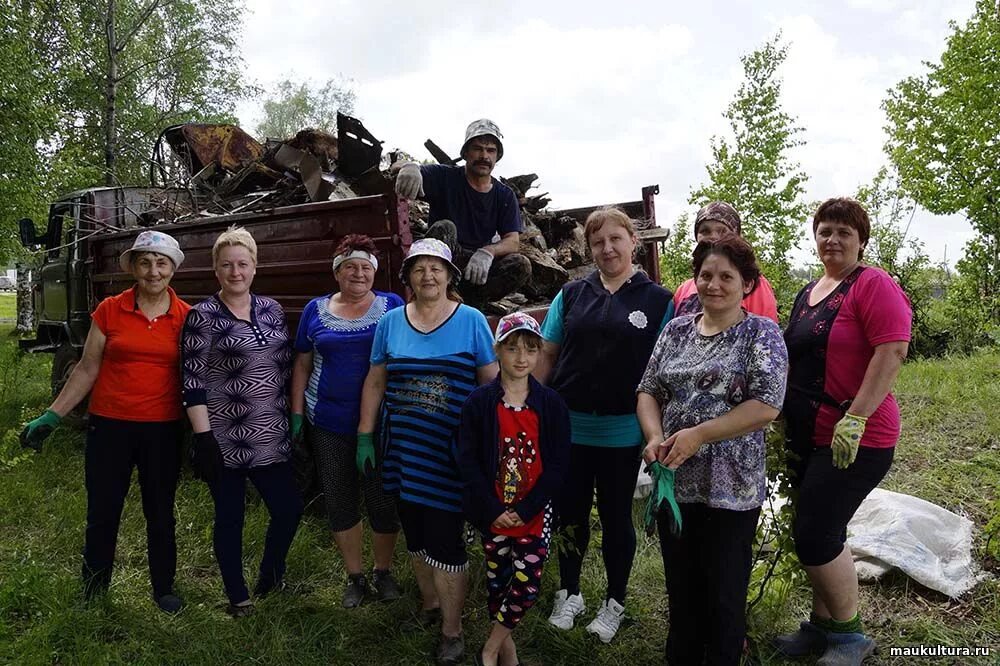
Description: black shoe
xmin=154 ymin=593 xmax=184 ymax=614
xmin=83 ymin=582 xmax=109 ymax=601
xmin=253 ymin=577 xmax=286 ymax=599
xmin=436 ymin=633 xmax=465 ymax=666
xmin=226 ymin=601 xmax=255 ymax=618
xmin=82 ymin=566 xmax=110 ymax=601
xmin=343 ymin=573 xmax=368 ymax=609
xmin=419 ymin=607 xmax=442 ymax=626
xmin=372 ymin=569 xmax=402 ymax=602
xmin=403 ymin=606 xmax=441 ymax=632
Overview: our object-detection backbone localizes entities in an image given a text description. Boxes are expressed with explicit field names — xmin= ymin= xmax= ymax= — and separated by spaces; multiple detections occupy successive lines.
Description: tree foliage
xmin=0 ymin=7 xmax=60 ymax=254
xmin=658 ymin=215 xmax=695 ymax=293
xmin=255 ymin=78 xmax=356 ymax=140
xmin=688 ymin=34 xmax=811 ymax=314
xmin=883 ymin=0 xmax=1000 ymax=323
xmin=855 ymin=168 xmax=945 ymax=356
xmin=0 ymin=0 xmax=251 ymax=263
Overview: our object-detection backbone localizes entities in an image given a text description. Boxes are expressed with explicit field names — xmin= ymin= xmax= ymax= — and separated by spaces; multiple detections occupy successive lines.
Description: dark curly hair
xmin=812 ymin=198 xmax=869 ymax=261
xmin=334 ymin=233 xmax=378 ymax=257
xmin=692 ymin=236 xmax=761 ymax=295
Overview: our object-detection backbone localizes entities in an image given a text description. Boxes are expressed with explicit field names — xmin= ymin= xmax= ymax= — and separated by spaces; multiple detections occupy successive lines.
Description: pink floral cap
xmin=495 ymin=311 xmax=542 ymax=343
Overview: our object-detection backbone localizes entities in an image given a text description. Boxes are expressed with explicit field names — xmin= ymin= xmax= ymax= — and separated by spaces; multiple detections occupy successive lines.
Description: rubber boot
xmin=816 ymin=631 xmax=877 ymax=666
xmin=772 ymin=620 xmax=828 ymax=657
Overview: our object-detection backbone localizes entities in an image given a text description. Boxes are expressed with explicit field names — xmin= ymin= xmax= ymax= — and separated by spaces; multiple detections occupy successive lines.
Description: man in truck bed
xmin=394 ymin=119 xmax=532 ymax=306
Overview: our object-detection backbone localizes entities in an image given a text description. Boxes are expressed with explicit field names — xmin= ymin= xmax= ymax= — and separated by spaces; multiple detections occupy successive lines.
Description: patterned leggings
xmin=483 ymin=530 xmax=549 ymax=629
xmin=310 ymin=426 xmax=399 ymax=533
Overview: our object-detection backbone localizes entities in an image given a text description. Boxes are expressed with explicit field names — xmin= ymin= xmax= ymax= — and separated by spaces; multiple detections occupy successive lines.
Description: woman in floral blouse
xmin=637 ymin=235 xmax=787 ymax=665
xmin=181 ymin=225 xmax=302 ymax=617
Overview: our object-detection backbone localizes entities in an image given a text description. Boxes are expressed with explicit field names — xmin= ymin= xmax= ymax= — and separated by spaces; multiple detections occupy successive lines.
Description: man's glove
xmin=290 ymin=413 xmax=304 ymax=444
xmin=191 ymin=431 xmax=225 ymax=483
xmin=394 ymin=163 xmax=424 ymax=200
xmin=831 ymin=413 xmax=868 ymax=469
xmin=20 ymin=409 xmax=61 ymax=452
xmin=463 ymin=248 xmax=494 ymax=286
xmin=356 ymin=432 xmax=376 ymax=479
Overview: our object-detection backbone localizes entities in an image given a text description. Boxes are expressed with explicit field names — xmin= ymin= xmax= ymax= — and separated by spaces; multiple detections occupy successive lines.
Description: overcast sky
xmin=235 ymin=0 xmax=977 ymax=267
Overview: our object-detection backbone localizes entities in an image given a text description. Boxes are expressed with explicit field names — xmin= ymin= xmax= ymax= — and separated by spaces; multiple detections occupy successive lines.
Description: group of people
xmin=19 ymin=119 xmax=911 ymax=666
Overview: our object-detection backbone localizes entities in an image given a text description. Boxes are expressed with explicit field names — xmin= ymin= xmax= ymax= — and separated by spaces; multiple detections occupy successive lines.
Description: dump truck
xmin=18 ymin=183 xmax=667 ymax=410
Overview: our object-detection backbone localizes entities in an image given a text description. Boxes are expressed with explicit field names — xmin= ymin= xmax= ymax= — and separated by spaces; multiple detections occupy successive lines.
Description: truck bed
xmin=88 ymin=194 xmax=411 ymax=333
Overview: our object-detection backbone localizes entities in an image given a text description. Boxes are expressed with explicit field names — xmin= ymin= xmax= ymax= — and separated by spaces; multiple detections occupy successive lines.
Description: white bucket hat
xmin=400 ymin=238 xmax=460 ymax=284
xmin=119 ymin=230 xmax=185 ymax=272
xmin=462 ymin=118 xmax=504 ymax=161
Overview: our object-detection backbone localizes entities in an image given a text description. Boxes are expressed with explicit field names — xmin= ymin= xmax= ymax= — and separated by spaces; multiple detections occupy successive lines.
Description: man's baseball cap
xmin=462 ymin=118 xmax=504 ymax=161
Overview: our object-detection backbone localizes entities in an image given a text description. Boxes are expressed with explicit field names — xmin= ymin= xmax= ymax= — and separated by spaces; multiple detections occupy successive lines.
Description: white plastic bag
xmin=847 ymin=488 xmax=987 ymax=598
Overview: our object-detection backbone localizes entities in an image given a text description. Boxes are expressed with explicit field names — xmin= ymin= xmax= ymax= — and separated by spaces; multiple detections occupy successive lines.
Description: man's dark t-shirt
xmin=420 ymin=164 xmax=522 ymax=250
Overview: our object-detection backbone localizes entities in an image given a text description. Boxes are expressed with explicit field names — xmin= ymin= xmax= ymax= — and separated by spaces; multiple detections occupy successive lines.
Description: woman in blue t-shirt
xmin=290 ymin=234 xmax=405 ymax=609
xmin=358 ymin=238 xmax=497 ymax=666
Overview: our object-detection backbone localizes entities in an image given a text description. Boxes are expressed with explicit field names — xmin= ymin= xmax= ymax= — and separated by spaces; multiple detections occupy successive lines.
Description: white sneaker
xmin=586 ymin=598 xmax=625 ymax=643
xmin=548 ymin=589 xmax=585 ymax=630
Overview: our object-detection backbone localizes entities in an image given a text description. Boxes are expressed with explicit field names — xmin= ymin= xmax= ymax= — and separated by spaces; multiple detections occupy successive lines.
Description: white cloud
xmin=235 ymin=0 xmax=979 ymax=266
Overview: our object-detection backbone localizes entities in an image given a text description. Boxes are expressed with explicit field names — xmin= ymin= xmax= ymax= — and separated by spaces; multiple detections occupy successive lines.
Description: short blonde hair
xmin=583 ymin=207 xmax=636 ymax=246
xmin=212 ymin=225 xmax=257 ymax=265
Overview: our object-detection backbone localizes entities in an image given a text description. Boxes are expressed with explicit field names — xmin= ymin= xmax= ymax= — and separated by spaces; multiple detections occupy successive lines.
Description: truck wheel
xmin=52 ymin=343 xmax=88 ymax=428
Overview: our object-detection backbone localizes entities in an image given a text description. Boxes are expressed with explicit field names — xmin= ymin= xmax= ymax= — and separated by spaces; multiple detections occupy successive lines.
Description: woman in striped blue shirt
xmin=358 ymin=238 xmax=497 ymax=666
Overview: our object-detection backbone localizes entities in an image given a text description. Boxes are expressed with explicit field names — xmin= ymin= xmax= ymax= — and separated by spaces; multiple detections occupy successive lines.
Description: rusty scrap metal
xmin=163 ymin=124 xmax=263 ymax=175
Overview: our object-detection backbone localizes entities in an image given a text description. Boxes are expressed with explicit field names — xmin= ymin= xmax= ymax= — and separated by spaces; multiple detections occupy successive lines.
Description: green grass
xmin=0 ymin=337 xmax=998 ymax=664
xmin=0 ymin=293 xmax=16 ymax=321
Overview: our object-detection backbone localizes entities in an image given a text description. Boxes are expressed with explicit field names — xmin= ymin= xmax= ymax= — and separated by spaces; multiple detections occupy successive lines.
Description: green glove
xmin=643 ymin=462 xmax=683 ymax=537
xmin=832 ymin=413 xmax=868 ymax=469
xmin=290 ymin=413 xmax=304 ymax=442
xmin=20 ymin=409 xmax=62 ymax=452
xmin=356 ymin=432 xmax=376 ymax=479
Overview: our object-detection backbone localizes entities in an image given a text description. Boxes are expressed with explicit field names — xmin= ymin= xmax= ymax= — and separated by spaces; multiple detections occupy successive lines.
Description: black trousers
xmin=209 ymin=462 xmax=303 ymax=604
xmin=659 ymin=503 xmax=760 ymax=666
xmin=82 ymin=415 xmax=182 ymax=598
xmin=557 ymin=444 xmax=641 ymax=602
xmin=793 ymin=446 xmax=894 ymax=566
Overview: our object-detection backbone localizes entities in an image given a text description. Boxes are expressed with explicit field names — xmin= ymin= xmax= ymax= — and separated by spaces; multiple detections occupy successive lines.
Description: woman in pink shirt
xmin=672 ymin=201 xmax=779 ymax=322
xmin=775 ymin=198 xmax=911 ymax=665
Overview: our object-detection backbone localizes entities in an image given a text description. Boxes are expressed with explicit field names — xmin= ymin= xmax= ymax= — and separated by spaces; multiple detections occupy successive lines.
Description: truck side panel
xmin=87 ymin=194 xmax=411 ymax=333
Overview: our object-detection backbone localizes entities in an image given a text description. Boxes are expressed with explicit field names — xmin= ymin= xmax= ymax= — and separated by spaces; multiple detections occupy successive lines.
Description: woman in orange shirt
xmin=20 ymin=231 xmax=191 ymax=614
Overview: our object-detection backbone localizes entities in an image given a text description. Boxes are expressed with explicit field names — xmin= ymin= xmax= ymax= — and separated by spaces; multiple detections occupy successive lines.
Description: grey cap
xmin=462 ymin=118 xmax=504 ymax=161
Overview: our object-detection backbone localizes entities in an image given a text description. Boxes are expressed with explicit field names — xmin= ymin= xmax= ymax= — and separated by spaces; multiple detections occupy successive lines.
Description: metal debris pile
xmin=146 ymin=113 xmax=659 ymax=314
xmin=145 ymin=112 xmax=392 ymax=223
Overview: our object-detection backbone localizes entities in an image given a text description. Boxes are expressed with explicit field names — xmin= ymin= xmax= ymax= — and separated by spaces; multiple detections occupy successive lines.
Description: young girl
xmin=458 ymin=313 xmax=571 ymax=666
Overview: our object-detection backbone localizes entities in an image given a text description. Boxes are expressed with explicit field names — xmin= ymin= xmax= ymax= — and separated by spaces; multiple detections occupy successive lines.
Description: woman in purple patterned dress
xmin=181 ymin=225 xmax=302 ymax=617
xmin=637 ymin=236 xmax=788 ymax=665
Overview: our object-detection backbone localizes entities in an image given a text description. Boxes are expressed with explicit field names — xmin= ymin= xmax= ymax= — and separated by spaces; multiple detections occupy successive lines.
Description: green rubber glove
xmin=643 ymin=462 xmax=683 ymax=537
xmin=831 ymin=413 xmax=868 ymax=469
xmin=20 ymin=409 xmax=62 ymax=452
xmin=356 ymin=432 xmax=376 ymax=479
xmin=290 ymin=413 xmax=304 ymax=442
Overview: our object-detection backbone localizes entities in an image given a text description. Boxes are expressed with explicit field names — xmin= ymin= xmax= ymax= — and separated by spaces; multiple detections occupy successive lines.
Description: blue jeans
xmin=209 ymin=462 xmax=303 ymax=604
